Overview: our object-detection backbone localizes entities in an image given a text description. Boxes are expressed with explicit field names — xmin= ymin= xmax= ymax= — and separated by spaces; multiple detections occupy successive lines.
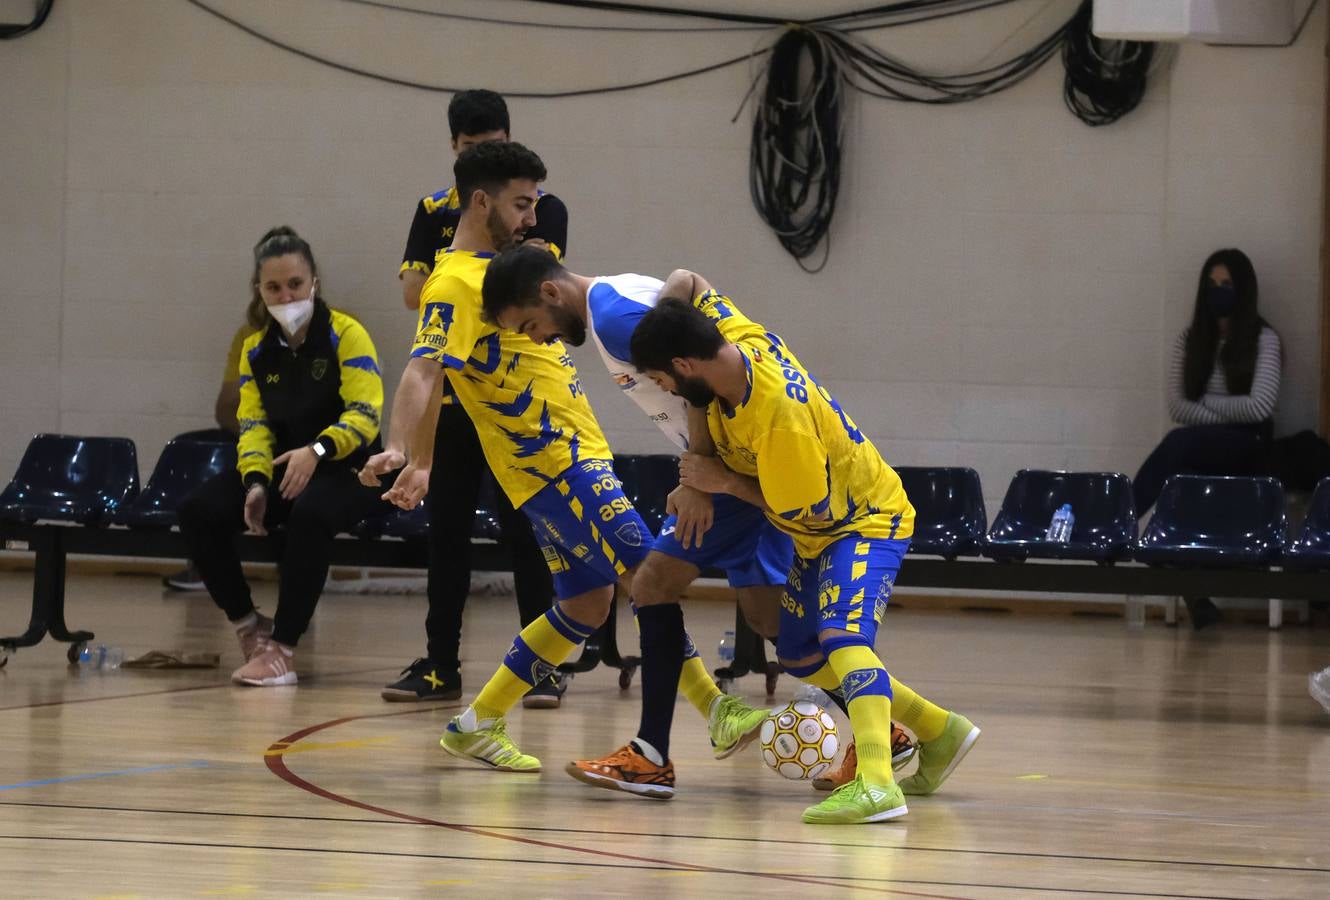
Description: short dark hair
xmin=454 ymin=141 xmax=546 ymax=211
xmin=481 ymin=244 xmax=566 ymax=325
xmin=447 ymin=89 xmax=510 ymax=140
xmin=630 ymin=298 xmax=725 ymax=373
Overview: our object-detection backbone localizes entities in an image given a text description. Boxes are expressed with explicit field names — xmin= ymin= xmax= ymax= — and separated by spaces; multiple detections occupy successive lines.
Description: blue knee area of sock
xmin=546 ymin=606 xmax=596 ymax=643
xmin=821 ymin=634 xmax=872 ymax=656
xmin=501 ymin=635 xmax=552 ymax=687
xmin=782 ymin=659 xmax=826 ymax=679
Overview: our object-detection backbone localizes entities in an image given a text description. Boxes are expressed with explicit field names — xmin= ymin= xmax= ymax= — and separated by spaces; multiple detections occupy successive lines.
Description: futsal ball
xmin=759 ymin=700 xmax=839 ymax=780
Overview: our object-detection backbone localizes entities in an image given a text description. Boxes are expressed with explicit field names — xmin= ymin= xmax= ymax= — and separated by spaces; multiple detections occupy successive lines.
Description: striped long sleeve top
xmin=1167 ymin=326 xmax=1281 ymax=426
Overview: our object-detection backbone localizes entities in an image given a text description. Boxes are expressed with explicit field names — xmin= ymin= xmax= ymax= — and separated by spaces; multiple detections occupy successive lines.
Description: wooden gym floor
xmin=1 ymin=570 xmax=1327 ymax=899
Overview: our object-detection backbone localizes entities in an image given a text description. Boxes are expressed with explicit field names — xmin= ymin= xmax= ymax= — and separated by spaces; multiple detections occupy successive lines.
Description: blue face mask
xmin=1205 ymin=284 xmax=1237 ymax=319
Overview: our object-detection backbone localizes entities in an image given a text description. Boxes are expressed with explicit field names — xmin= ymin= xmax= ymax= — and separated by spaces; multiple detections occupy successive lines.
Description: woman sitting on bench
xmin=179 ymin=226 xmax=387 ymax=686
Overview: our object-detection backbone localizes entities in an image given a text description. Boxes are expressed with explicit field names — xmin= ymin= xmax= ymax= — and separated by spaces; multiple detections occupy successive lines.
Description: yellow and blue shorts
xmin=520 ymin=459 xmax=653 ymax=600
xmin=652 ymin=493 xmax=793 ymax=587
xmin=776 ymin=535 xmax=911 ymax=660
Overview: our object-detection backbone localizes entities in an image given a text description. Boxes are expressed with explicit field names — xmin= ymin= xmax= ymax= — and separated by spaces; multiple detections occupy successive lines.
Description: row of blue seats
xmin=2 ymin=433 xmax=1329 ymax=571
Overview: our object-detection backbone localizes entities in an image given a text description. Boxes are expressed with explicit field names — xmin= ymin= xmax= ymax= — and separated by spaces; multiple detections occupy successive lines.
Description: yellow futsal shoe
xmin=802 ymin=775 xmax=908 ymax=824
xmin=897 ymin=712 xmax=980 ymax=796
xmin=708 ymin=694 xmax=768 ymax=759
xmin=439 ymin=716 xmax=541 ymax=772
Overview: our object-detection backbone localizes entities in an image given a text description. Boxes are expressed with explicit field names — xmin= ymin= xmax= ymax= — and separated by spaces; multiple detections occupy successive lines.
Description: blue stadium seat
xmin=895 ymin=466 xmax=987 ymax=558
xmin=984 ymin=469 xmax=1136 ymax=562
xmin=1284 ymin=477 xmax=1330 ymax=570
xmin=1135 ymin=475 xmax=1285 ymax=567
xmin=0 ymin=434 xmax=140 ymax=526
xmin=614 ymin=454 xmax=678 ymax=536
xmin=115 ymin=440 xmax=236 ymax=529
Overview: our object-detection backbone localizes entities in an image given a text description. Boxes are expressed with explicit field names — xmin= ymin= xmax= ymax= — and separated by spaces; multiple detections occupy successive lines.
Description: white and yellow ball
xmin=759 ymin=700 xmax=839 ymax=780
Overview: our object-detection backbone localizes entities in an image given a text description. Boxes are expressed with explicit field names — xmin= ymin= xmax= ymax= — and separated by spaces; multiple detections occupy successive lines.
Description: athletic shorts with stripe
xmin=521 ymin=458 xmax=654 ymax=600
xmin=776 ymin=535 xmax=911 ymax=661
xmin=652 ymin=492 xmax=793 ymax=587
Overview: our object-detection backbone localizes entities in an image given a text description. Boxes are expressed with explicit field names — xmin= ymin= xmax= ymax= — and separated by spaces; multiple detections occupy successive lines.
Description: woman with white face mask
xmin=178 ymin=226 xmax=388 ymax=686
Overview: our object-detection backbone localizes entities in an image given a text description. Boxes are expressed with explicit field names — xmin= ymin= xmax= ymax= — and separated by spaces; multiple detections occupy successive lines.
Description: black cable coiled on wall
xmin=1062 ymin=0 xmax=1154 ymax=127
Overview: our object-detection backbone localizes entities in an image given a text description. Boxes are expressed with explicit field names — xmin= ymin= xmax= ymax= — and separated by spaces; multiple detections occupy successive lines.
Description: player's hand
xmin=678 ymin=452 xmax=732 ymax=495
xmin=243 ymin=485 xmax=268 ymax=536
xmin=273 ymin=446 xmax=317 ymax=501
xmin=383 ymin=463 xmax=430 ymax=510
xmin=359 ymin=448 xmax=405 ymax=487
xmin=666 ymin=484 xmax=713 ymax=550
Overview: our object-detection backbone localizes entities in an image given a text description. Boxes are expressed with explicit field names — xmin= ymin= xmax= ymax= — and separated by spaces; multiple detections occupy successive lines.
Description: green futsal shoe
xmin=439 ymin=716 xmax=541 ymax=772
xmin=897 ymin=712 xmax=980 ymax=796
xmin=708 ymin=695 xmax=768 ymax=759
xmin=802 ymin=775 xmax=908 ymax=824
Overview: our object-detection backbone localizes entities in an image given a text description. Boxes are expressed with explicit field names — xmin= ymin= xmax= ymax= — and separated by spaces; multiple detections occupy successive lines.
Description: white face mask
xmin=268 ymin=282 xmax=316 ymax=337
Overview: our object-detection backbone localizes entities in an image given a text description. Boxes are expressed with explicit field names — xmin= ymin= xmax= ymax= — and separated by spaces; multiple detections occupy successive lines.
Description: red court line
xmin=265 ymin=710 xmax=970 ymax=899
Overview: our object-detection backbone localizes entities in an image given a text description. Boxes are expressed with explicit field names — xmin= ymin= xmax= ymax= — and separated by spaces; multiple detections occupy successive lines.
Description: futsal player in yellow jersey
xmin=629 ymin=279 xmax=981 ymax=824
xmin=360 ymin=143 xmax=764 ymax=776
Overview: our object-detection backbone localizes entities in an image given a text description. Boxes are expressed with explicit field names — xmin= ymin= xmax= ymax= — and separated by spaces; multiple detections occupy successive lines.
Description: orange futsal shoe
xmin=565 ymin=744 xmax=675 ymax=800
xmin=812 ymin=725 xmax=916 ymax=792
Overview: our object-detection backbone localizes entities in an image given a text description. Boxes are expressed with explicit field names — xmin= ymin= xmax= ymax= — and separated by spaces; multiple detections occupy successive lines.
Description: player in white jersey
xmin=480 ymin=245 xmax=915 ymax=797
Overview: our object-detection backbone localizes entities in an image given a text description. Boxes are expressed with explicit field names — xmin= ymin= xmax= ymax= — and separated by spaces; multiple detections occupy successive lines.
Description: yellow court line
xmin=264 ymin=736 xmax=396 ymax=757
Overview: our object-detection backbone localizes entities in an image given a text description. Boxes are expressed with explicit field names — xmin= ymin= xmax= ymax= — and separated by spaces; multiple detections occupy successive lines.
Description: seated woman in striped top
xmin=1133 ymin=248 xmax=1281 ymax=626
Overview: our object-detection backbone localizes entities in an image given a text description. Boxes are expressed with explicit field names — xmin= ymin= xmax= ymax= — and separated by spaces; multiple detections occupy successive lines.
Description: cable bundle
xmin=0 ymin=0 xmax=54 ymax=40
xmin=1061 ymin=0 xmax=1154 ymax=126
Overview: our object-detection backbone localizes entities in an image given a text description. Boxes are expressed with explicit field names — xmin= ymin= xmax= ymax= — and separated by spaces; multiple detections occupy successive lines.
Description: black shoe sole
xmin=381 ymin=688 xmax=463 ymax=703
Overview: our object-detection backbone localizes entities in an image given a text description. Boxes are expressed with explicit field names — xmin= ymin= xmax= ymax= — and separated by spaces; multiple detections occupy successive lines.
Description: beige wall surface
xmin=0 ymin=0 xmax=1323 ymax=510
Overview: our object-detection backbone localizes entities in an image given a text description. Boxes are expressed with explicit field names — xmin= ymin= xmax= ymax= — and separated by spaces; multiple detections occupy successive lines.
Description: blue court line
xmin=0 ymin=760 xmax=210 ymax=792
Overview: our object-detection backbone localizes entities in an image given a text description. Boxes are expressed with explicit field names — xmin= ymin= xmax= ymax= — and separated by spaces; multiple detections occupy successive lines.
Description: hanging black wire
xmin=1061 ymin=0 xmax=1153 ymax=126
xmin=0 ymin=0 xmax=54 ymax=39
xmin=748 ymin=28 xmax=843 ymax=273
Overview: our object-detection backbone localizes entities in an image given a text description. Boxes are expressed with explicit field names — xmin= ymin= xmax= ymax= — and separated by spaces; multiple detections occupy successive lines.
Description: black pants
xmin=179 ymin=465 xmax=387 ymax=647
xmin=1133 ymin=422 xmax=1272 ymax=514
xmin=425 ymin=403 xmax=554 ymax=670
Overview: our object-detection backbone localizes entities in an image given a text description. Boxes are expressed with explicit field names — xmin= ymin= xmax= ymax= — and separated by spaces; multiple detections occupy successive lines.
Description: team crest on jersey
xmin=615 ymin=521 xmax=644 ymax=547
xmin=612 ymin=372 xmax=637 ymax=389
xmin=311 ymin=359 xmax=328 ymax=381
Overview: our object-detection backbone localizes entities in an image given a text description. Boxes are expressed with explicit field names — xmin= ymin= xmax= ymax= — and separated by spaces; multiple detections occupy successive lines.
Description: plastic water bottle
xmin=717 ymin=630 xmax=735 ymax=666
xmin=77 ymin=644 xmax=124 ymax=671
xmin=1045 ymin=503 xmax=1074 ymax=542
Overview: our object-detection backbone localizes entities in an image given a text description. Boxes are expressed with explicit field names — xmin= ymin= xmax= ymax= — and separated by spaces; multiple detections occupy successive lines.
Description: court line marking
xmin=0 ymin=760 xmax=210 ymax=792
xmin=263 ymin=709 xmax=967 ymax=899
xmin=0 ymin=836 xmax=1264 ymax=899
xmin=5 ymin=797 xmax=1326 ymax=874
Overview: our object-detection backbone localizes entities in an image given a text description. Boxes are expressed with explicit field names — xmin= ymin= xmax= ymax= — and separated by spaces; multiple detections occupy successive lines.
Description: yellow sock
xmin=799 ymin=660 xmax=842 ymax=691
xmin=472 ymin=608 xmax=591 ymax=721
xmin=679 ymin=656 xmax=722 ymax=718
xmin=827 ymin=644 xmax=895 ymax=785
xmin=888 ymin=675 xmax=950 ymax=742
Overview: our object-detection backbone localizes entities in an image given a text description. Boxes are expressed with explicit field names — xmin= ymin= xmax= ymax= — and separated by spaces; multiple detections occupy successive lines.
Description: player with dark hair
xmin=384 ymin=89 xmax=569 ymax=707
xmin=361 ymin=143 xmax=765 ymax=775
xmin=627 ymin=282 xmax=980 ymax=824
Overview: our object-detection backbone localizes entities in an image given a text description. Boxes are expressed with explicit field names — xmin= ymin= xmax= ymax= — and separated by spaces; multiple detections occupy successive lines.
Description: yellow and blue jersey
xmin=409 ymin=248 xmax=611 ymax=507
xmin=237 ymin=301 xmax=383 ymax=486
xmin=694 ymin=290 xmax=915 ymax=558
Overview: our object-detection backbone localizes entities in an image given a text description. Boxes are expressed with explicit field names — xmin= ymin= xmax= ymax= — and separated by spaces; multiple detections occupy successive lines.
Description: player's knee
xmin=558 ymin=588 xmax=613 ymax=628
xmin=627 ymin=553 xmax=693 ymax=606
xmin=779 ymin=652 xmax=826 ymax=674
xmin=736 ymin=587 xmax=780 ymax=639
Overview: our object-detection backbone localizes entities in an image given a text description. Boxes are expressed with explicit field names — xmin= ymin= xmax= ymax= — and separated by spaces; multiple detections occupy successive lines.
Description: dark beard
xmin=486 ymin=207 xmax=522 ymax=252
xmin=675 ymin=374 xmax=715 ymax=408
xmin=550 ymin=305 xmax=586 ymax=346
